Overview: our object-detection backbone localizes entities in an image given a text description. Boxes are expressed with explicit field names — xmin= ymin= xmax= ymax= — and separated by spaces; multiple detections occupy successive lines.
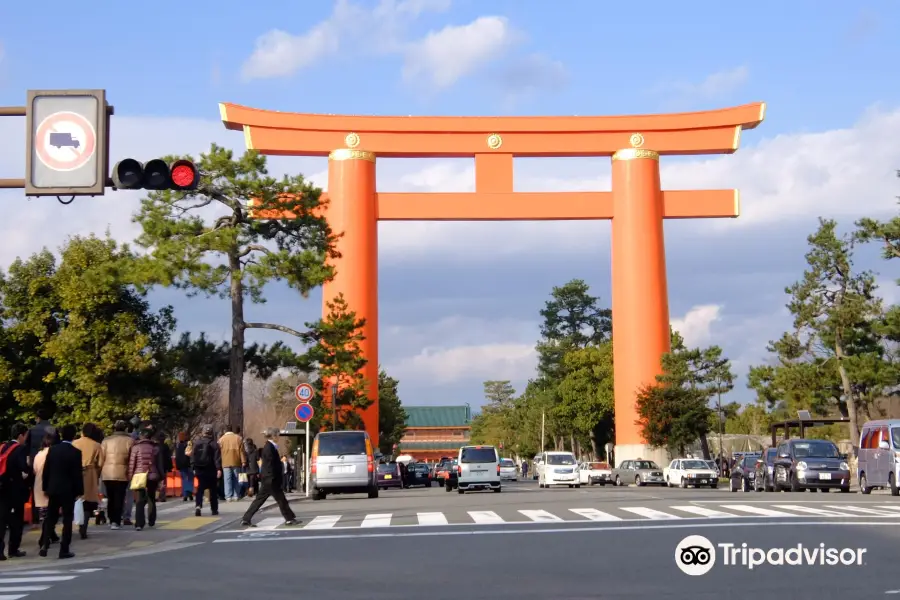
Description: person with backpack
xmin=191 ymin=425 xmax=222 ymax=517
xmin=0 ymin=423 xmax=32 ymax=560
xmin=175 ymin=432 xmax=194 ymax=502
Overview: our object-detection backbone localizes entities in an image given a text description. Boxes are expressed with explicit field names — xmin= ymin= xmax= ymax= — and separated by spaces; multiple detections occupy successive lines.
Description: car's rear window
xmin=500 ymin=459 xmax=515 ymax=467
xmin=377 ymin=463 xmax=397 ymax=473
xmin=316 ymin=433 xmax=368 ymax=456
xmin=461 ymin=447 xmax=496 ymax=463
xmin=413 ymin=464 xmax=429 ymax=472
xmin=547 ymin=454 xmax=576 ymax=465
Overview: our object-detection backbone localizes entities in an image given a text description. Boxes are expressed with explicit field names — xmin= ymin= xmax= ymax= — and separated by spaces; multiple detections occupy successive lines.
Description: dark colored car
xmin=729 ymin=455 xmax=757 ymax=492
xmin=376 ymin=462 xmax=403 ymax=490
xmin=754 ymin=448 xmax=777 ymax=492
xmin=434 ymin=458 xmax=454 ymax=485
xmin=443 ymin=460 xmax=459 ymax=491
xmin=773 ymin=439 xmax=851 ymax=493
xmin=407 ymin=463 xmax=433 ymax=487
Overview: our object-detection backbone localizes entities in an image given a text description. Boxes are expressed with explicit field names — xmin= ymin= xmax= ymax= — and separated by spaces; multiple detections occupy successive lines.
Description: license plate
xmin=700 ymin=479 xmax=707 ymax=484
xmin=819 ymin=473 xmax=831 ymax=480
xmin=384 ymin=475 xmax=392 ymax=479
xmin=332 ymin=465 xmax=353 ymax=474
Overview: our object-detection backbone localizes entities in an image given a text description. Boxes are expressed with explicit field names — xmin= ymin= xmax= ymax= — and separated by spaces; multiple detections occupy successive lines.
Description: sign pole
xmin=305 ymin=420 xmax=311 ymax=498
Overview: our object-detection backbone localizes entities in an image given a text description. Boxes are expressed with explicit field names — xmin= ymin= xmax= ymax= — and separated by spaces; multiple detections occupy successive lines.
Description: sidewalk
xmin=0 ymin=493 xmax=307 ymax=568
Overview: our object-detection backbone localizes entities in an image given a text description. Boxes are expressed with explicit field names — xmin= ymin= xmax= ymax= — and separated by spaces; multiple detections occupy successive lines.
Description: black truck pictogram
xmin=49 ymin=132 xmax=80 ymax=149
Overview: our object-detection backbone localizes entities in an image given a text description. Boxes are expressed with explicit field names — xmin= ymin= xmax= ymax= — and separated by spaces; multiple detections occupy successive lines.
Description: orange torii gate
xmin=219 ymin=102 xmax=765 ymax=458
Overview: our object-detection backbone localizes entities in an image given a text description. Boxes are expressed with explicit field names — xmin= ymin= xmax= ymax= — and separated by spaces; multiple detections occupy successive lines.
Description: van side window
xmin=860 ymin=429 xmax=873 ymax=449
xmin=776 ymin=443 xmax=787 ymax=457
xmin=879 ymin=427 xmax=890 ymax=447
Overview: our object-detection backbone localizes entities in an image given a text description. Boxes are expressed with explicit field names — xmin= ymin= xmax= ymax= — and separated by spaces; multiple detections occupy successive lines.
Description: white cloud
xmin=390 ymin=342 xmax=537 ymax=384
xmin=654 ymin=66 xmax=749 ymax=102
xmin=671 ymin=304 xmax=722 ymax=348
xmin=402 ymin=16 xmax=520 ymax=89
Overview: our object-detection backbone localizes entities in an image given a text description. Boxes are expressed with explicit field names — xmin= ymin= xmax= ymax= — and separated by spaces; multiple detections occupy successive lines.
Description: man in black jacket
xmin=0 ymin=423 xmax=32 ymax=560
xmin=40 ymin=424 xmax=83 ymax=559
xmin=191 ymin=425 xmax=222 ymax=517
xmin=240 ymin=428 xmax=297 ymax=527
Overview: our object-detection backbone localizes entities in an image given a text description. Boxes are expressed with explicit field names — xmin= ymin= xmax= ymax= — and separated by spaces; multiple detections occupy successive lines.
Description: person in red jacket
xmin=127 ymin=428 xmax=160 ymax=531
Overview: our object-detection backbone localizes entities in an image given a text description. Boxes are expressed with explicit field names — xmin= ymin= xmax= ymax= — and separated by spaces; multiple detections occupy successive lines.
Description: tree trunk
xmin=589 ymin=429 xmax=599 ymax=460
xmin=698 ymin=434 xmax=712 ymax=460
xmin=569 ymin=433 xmax=576 ymax=456
xmin=228 ymin=251 xmax=246 ymax=433
xmin=834 ymin=340 xmax=860 ymax=449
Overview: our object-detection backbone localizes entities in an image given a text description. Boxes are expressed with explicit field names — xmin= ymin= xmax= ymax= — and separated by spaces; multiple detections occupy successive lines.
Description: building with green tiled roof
xmin=399 ymin=405 xmax=472 ymax=460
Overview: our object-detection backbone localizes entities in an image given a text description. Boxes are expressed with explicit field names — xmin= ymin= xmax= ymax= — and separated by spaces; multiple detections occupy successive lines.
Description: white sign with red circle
xmin=295 ymin=383 xmax=314 ymax=403
xmin=35 ymin=111 xmax=97 ymax=172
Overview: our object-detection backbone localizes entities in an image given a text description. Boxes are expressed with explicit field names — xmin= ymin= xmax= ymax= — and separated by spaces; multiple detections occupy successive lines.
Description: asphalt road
xmin=14 ymin=480 xmax=900 ymax=599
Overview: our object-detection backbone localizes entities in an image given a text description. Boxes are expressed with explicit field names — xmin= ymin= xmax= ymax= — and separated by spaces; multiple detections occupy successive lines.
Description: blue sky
xmin=0 ymin=0 xmax=899 ymax=410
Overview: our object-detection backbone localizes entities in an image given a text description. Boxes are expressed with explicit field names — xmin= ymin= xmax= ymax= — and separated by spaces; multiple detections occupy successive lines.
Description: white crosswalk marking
xmin=620 ymin=507 xmax=680 ymax=520
xmin=569 ymin=508 xmax=621 ymax=521
xmin=256 ymin=517 xmax=284 ymax=530
xmin=669 ymin=505 xmax=735 ymax=518
xmin=468 ymin=510 xmax=505 ymax=524
xmin=0 ymin=589 xmax=50 ymax=593
xmin=827 ymin=505 xmax=900 ymax=516
xmin=304 ymin=515 xmax=341 ymax=529
xmin=771 ymin=505 xmax=850 ymax=516
xmin=519 ymin=510 xmax=563 ymax=522
xmin=876 ymin=505 xmax=900 ymax=512
xmin=417 ymin=512 xmax=449 ymax=525
xmin=720 ymin=504 xmax=796 ymax=516
xmin=0 ymin=577 xmax=76 ymax=584
xmin=360 ymin=513 xmax=392 ymax=527
xmin=0 ymin=569 xmax=97 ymax=600
xmin=0 ymin=594 xmax=28 ymax=600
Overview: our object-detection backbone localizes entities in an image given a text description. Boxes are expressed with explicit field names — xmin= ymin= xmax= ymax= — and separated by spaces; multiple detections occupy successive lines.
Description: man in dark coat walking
xmin=240 ymin=428 xmax=297 ymax=527
xmin=0 ymin=423 xmax=32 ymax=560
xmin=40 ymin=424 xmax=83 ymax=559
xmin=191 ymin=425 xmax=221 ymax=517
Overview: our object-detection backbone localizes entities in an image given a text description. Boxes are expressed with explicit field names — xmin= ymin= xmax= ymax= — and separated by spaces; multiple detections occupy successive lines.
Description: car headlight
xmin=797 ymin=461 xmax=808 ymax=470
xmin=840 ymin=462 xmax=849 ymax=471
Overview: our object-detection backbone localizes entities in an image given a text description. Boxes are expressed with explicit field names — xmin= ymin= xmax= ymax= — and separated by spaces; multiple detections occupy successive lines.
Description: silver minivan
xmin=311 ymin=430 xmax=379 ymax=500
xmin=858 ymin=419 xmax=900 ymax=496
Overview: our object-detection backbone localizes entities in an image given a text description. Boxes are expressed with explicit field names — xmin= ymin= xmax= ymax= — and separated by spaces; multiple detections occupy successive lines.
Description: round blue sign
xmin=295 ymin=403 xmax=314 ymax=423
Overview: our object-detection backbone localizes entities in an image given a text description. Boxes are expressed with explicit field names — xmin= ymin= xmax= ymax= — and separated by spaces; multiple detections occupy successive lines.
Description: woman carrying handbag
xmin=127 ymin=428 xmax=160 ymax=531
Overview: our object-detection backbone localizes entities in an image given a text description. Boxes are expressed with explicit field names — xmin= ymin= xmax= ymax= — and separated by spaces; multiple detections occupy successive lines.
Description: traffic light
xmin=111 ymin=158 xmax=199 ymax=191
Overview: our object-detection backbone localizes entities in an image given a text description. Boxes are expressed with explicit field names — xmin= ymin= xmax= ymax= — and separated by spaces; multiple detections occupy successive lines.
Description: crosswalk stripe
xmin=360 ymin=513 xmax=392 ymax=527
xmin=304 ymin=515 xmax=341 ymax=529
xmin=417 ymin=512 xmax=449 ymax=526
xmin=468 ymin=511 xmax=504 ymax=524
xmin=0 ymin=588 xmax=50 ymax=593
xmin=876 ymin=505 xmax=900 ymax=512
xmin=720 ymin=504 xmax=795 ymax=516
xmin=0 ymin=577 xmax=76 ymax=584
xmin=256 ymin=517 xmax=284 ymax=530
xmin=827 ymin=505 xmax=900 ymax=516
xmin=0 ymin=594 xmax=28 ymax=600
xmin=569 ymin=508 xmax=621 ymax=521
xmin=771 ymin=505 xmax=850 ymax=516
xmin=669 ymin=505 xmax=735 ymax=518
xmin=519 ymin=510 xmax=563 ymax=522
xmin=620 ymin=507 xmax=680 ymax=520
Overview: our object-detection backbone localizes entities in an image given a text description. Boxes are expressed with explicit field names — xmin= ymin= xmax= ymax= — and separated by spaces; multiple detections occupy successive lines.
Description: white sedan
xmin=579 ymin=461 xmax=612 ymax=485
xmin=664 ymin=459 xmax=719 ymax=488
xmin=499 ymin=458 xmax=518 ymax=481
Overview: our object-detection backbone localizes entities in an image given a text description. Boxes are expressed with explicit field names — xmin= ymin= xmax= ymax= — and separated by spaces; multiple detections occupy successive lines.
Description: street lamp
xmin=331 ymin=384 xmax=338 ymax=431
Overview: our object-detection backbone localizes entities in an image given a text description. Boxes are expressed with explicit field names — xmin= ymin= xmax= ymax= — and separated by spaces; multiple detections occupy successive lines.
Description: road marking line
xmin=877 ymin=505 xmax=900 ymax=512
xmin=619 ymin=507 xmax=681 ymax=520
xmin=826 ymin=505 xmax=900 ymax=516
xmin=360 ymin=513 xmax=392 ymax=528
xmin=212 ymin=520 xmax=900 ymax=543
xmin=0 ymin=577 xmax=76 ymax=584
xmin=304 ymin=515 xmax=341 ymax=529
xmin=569 ymin=508 xmax=621 ymax=521
xmin=0 ymin=587 xmax=51 ymax=592
xmin=519 ymin=510 xmax=563 ymax=522
xmin=256 ymin=517 xmax=284 ymax=530
xmin=468 ymin=511 xmax=504 ymax=524
xmin=720 ymin=504 xmax=796 ymax=516
xmin=0 ymin=594 xmax=28 ymax=600
xmin=417 ymin=512 xmax=449 ymax=526
xmin=771 ymin=505 xmax=851 ymax=516
xmin=669 ymin=505 xmax=735 ymax=518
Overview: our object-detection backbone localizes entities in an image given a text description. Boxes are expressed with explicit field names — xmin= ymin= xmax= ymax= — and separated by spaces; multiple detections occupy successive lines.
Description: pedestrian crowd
xmin=0 ymin=410 xmax=301 ymax=560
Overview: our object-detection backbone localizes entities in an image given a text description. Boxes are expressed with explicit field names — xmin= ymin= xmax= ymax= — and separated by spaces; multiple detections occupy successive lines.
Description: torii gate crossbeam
xmin=220 ymin=101 xmax=765 ymax=460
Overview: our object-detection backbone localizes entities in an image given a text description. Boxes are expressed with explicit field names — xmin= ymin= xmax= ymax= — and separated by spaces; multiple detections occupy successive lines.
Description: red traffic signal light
xmin=110 ymin=158 xmax=199 ymax=191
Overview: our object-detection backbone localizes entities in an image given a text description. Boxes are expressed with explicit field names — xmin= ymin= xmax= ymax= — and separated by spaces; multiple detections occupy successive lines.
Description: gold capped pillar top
xmin=329 ymin=149 xmax=376 ymax=162
xmin=612 ymin=148 xmax=659 ymax=161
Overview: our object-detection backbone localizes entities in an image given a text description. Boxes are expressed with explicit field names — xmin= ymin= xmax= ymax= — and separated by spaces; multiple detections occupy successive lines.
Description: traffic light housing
xmin=111 ymin=158 xmax=199 ymax=191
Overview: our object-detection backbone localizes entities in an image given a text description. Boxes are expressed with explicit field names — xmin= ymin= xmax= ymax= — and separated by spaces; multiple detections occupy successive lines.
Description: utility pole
xmin=331 ymin=384 xmax=338 ymax=431
xmin=716 ymin=375 xmax=724 ymax=460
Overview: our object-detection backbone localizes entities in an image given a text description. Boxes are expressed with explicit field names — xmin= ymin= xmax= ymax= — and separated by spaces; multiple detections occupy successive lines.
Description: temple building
xmin=398 ymin=405 xmax=472 ymax=461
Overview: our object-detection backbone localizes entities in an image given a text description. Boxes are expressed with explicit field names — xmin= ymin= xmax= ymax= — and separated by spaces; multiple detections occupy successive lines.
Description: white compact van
xmin=858 ymin=420 xmax=900 ymax=496
xmin=456 ymin=445 xmax=501 ymax=494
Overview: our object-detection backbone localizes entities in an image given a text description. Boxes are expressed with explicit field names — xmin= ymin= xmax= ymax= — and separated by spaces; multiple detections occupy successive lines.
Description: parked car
xmin=499 ymin=458 xmax=518 ymax=481
xmin=376 ymin=462 xmax=403 ymax=490
xmin=434 ymin=457 xmax=454 ymax=484
xmin=729 ymin=455 xmax=756 ymax=492
xmin=773 ymin=439 xmax=851 ymax=493
xmin=753 ymin=448 xmax=777 ymax=492
xmin=612 ymin=460 xmax=665 ymax=486
xmin=405 ymin=462 xmax=433 ymax=487
xmin=579 ymin=461 xmax=612 ymax=486
xmin=858 ymin=419 xmax=900 ymax=496
xmin=443 ymin=459 xmax=459 ymax=491
xmin=310 ymin=430 xmax=379 ymax=500
xmin=664 ymin=459 xmax=718 ymax=488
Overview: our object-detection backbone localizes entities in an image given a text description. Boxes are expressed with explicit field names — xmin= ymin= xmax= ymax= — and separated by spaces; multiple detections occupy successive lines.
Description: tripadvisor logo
xmin=675 ymin=535 xmax=867 ymax=574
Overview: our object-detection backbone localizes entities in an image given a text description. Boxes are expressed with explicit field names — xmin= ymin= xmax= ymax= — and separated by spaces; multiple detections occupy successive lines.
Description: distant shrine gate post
xmin=220 ymin=102 xmax=765 ymax=458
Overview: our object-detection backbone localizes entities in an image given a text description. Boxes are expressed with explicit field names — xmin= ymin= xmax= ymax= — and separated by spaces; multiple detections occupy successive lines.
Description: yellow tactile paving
xmin=159 ymin=516 xmax=219 ymax=530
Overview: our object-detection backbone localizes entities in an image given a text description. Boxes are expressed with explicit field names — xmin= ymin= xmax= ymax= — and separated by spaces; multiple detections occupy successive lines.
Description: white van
xmin=858 ymin=420 xmax=900 ymax=496
xmin=456 ymin=445 xmax=501 ymax=493
xmin=310 ymin=430 xmax=379 ymax=500
xmin=538 ymin=451 xmax=580 ymax=488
